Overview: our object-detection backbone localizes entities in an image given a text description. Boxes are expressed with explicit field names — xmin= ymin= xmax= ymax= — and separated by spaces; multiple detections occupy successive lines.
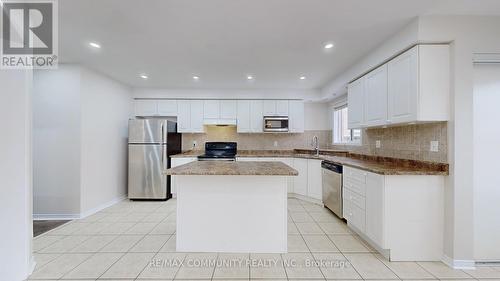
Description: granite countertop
xmin=170 ymin=149 xmax=449 ymax=176
xmin=165 ymin=161 xmax=298 ymax=176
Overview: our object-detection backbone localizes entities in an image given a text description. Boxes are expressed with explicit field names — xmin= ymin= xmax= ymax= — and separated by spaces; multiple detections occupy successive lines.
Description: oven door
xmin=263 ymin=116 xmax=289 ymax=132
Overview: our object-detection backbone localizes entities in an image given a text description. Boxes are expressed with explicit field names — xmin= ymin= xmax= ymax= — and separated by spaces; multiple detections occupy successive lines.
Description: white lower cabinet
xmin=306 ymin=159 xmax=322 ymax=200
xmin=343 ymin=166 xmax=445 ymax=261
xmin=292 ymin=158 xmax=308 ymax=196
xmin=170 ymin=157 xmax=196 ymax=194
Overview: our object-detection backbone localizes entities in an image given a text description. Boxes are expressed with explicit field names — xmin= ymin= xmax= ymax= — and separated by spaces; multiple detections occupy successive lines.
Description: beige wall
xmin=182 ymin=126 xmax=332 ymax=151
xmin=332 ymin=122 xmax=448 ymax=163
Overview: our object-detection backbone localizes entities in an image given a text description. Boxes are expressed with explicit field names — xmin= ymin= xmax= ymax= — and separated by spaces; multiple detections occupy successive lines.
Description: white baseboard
xmin=33 ymin=213 xmax=81 ymax=220
xmin=33 ymin=195 xmax=126 ymax=221
xmin=442 ymin=255 xmax=476 ymax=270
xmin=288 ymin=193 xmax=323 ymax=205
xmin=79 ymin=195 xmax=127 ymax=219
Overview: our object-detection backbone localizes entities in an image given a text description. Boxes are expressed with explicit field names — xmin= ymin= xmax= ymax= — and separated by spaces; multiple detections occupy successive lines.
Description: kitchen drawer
xmin=344 ymin=166 xmax=367 ymax=184
xmin=344 ymin=199 xmax=366 ymax=232
xmin=344 ymin=188 xmax=366 ymax=210
xmin=343 ymin=177 xmax=366 ymax=197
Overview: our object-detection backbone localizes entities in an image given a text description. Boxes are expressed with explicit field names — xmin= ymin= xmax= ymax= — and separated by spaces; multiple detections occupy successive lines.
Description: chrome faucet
xmin=312 ymin=136 xmax=320 ymax=156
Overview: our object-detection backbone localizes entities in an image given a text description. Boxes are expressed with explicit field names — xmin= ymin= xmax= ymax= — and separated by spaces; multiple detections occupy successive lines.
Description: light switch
xmin=274 ymin=141 xmax=278 ymax=147
xmin=430 ymin=141 xmax=439 ymax=152
xmin=375 ymin=140 xmax=381 ymax=148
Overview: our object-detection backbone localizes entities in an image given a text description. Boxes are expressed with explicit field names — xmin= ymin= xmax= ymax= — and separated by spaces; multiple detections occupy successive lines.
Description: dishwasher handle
xmin=321 ymin=161 xmax=343 ymax=173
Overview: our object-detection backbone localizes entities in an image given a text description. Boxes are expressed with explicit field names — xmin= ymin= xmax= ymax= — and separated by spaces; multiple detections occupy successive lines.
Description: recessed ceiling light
xmin=299 ymin=76 xmax=306 ymax=80
xmin=139 ymin=74 xmax=148 ymax=79
xmin=247 ymin=75 xmax=254 ymax=80
xmin=193 ymin=76 xmax=200 ymax=80
xmin=89 ymin=42 xmax=101 ymax=49
xmin=324 ymin=42 xmax=334 ymax=49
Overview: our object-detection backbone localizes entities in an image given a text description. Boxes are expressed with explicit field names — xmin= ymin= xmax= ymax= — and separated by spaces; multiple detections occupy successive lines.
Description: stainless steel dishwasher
xmin=321 ymin=161 xmax=343 ymax=218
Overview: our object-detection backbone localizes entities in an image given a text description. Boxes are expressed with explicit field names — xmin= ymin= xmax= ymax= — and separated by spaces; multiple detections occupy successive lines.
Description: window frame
xmin=332 ymin=103 xmax=362 ymax=145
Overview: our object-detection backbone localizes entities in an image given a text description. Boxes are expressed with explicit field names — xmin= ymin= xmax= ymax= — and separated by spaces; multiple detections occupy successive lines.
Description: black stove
xmin=197 ymin=142 xmax=237 ymax=161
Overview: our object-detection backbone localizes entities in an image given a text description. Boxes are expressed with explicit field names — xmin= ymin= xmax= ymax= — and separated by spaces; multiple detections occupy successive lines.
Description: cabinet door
xmin=237 ymin=100 xmax=251 ymax=133
xmin=278 ymin=158 xmax=294 ymax=193
xmin=276 ymin=100 xmax=289 ymax=116
xmin=365 ymin=172 xmax=385 ymax=247
xmin=364 ymin=64 xmax=388 ymax=127
xmin=203 ymin=100 xmax=220 ymax=119
xmin=220 ymin=100 xmax=237 ymax=119
xmin=388 ymin=46 xmax=418 ymax=124
xmin=263 ymin=100 xmax=277 ymax=116
xmin=250 ymin=100 xmax=263 ymax=132
xmin=292 ymin=158 xmax=308 ymax=196
xmin=177 ymin=100 xmax=191 ymax=132
xmin=307 ymin=159 xmax=322 ymax=200
xmin=190 ymin=100 xmax=204 ymax=133
xmin=347 ymin=78 xmax=365 ymax=129
xmin=157 ymin=100 xmax=178 ymax=116
xmin=289 ymin=100 xmax=304 ymax=133
xmin=134 ymin=100 xmax=157 ymax=116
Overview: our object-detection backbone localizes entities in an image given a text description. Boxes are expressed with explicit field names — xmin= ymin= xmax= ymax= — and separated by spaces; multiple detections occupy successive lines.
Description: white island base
xmin=176 ymin=175 xmax=288 ymax=253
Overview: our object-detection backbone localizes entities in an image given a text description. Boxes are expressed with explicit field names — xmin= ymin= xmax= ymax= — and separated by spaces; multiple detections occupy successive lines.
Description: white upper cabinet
xmin=203 ymin=100 xmax=220 ymax=119
xmin=157 ymin=100 xmax=178 ymax=116
xmin=190 ymin=100 xmax=204 ymax=132
xmin=177 ymin=100 xmax=191 ymax=133
xmin=389 ymin=45 xmax=449 ymax=123
xmin=289 ymin=100 xmax=304 ymax=133
xmin=348 ymin=44 xmax=450 ymax=129
xmin=178 ymin=100 xmax=204 ymax=133
xmin=364 ymin=64 xmax=388 ymax=127
xmin=347 ymin=77 xmax=365 ymax=129
xmin=237 ymin=100 xmax=251 ymax=133
xmin=250 ymin=100 xmax=264 ymax=133
xmin=134 ymin=100 xmax=158 ymax=116
xmin=263 ymin=100 xmax=289 ymax=116
xmin=220 ymin=100 xmax=237 ymax=119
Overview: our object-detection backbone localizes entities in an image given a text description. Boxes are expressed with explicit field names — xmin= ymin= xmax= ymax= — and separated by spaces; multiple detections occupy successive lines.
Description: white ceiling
xmin=59 ymin=0 xmax=500 ymax=90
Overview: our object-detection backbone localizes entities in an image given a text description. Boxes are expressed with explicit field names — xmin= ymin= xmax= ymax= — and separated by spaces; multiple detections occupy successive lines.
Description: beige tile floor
xmin=29 ymin=197 xmax=500 ymax=281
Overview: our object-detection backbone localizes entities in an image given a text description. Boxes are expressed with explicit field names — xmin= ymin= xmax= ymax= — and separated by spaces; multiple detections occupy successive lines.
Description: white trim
xmin=79 ymin=195 xmax=127 ymax=219
xmin=473 ymin=53 xmax=500 ymax=64
xmin=288 ymin=193 xmax=323 ymax=205
xmin=33 ymin=195 xmax=126 ymax=221
xmin=28 ymin=256 xmax=36 ymax=275
xmin=33 ymin=213 xmax=81 ymax=221
xmin=441 ymin=255 xmax=476 ymax=270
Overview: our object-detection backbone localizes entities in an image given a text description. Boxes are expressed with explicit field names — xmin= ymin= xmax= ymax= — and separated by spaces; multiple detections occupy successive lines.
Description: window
xmin=332 ymin=105 xmax=361 ymax=145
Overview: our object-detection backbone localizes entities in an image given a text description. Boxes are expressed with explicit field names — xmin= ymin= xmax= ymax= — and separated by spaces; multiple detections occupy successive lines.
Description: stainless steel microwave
xmin=263 ymin=116 xmax=289 ymax=132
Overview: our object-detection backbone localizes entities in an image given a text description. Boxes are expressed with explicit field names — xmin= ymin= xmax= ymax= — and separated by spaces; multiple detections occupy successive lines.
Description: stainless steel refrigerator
xmin=128 ymin=119 xmax=181 ymax=200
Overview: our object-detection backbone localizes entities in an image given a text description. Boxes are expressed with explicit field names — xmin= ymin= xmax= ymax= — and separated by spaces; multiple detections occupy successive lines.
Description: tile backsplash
xmin=181 ymin=122 xmax=448 ymax=163
xmin=331 ymin=122 xmax=448 ymax=163
xmin=182 ymin=126 xmax=332 ymax=151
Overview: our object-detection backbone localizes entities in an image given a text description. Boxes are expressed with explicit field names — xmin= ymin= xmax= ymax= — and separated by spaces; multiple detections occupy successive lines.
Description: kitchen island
xmin=165 ymin=161 xmax=298 ymax=253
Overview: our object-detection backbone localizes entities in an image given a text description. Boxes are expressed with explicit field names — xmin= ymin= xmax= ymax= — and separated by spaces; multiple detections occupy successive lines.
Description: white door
xmin=177 ymin=100 xmax=191 ymax=132
xmin=388 ymin=46 xmax=418 ymax=124
xmin=364 ymin=64 xmax=388 ymax=127
xmin=347 ymin=78 xmax=365 ymax=129
xmin=134 ymin=100 xmax=157 ymax=116
xmin=473 ymin=62 xmax=500 ymax=260
xmin=289 ymin=100 xmax=304 ymax=133
xmin=204 ymin=100 xmax=220 ymax=119
xmin=307 ymin=159 xmax=322 ymax=200
xmin=237 ymin=100 xmax=250 ymax=133
xmin=157 ymin=100 xmax=178 ymax=116
xmin=250 ymin=100 xmax=263 ymax=132
xmin=190 ymin=100 xmax=204 ymax=133
xmin=263 ymin=100 xmax=276 ymax=116
xmin=220 ymin=100 xmax=237 ymax=119
xmin=292 ymin=158 xmax=308 ymax=196
xmin=276 ymin=100 xmax=289 ymax=116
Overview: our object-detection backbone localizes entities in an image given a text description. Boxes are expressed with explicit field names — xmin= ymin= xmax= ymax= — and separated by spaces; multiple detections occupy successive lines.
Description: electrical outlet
xmin=193 ymin=140 xmax=197 ymax=148
xmin=375 ymin=140 xmax=381 ymax=148
xmin=274 ymin=141 xmax=278 ymax=147
xmin=430 ymin=141 xmax=439 ymax=152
